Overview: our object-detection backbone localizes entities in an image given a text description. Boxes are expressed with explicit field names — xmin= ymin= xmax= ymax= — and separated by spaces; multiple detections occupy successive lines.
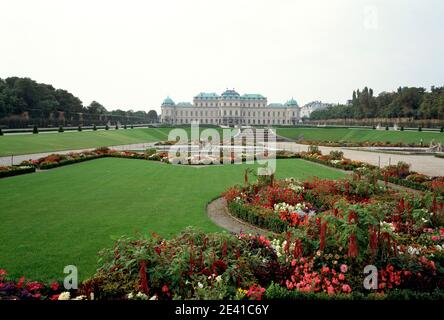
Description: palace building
xmin=160 ymin=89 xmax=300 ymax=126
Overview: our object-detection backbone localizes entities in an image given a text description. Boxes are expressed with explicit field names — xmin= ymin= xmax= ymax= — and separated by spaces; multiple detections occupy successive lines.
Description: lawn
xmin=0 ymin=158 xmax=344 ymax=282
xmin=276 ymin=127 xmax=444 ymax=145
xmin=0 ymin=128 xmax=171 ymax=156
xmin=0 ymin=126 xmax=228 ymax=156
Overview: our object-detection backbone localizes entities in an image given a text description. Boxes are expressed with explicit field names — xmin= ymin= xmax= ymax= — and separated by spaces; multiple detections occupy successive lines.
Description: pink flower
xmin=327 ymin=285 xmax=335 ymax=295
xmin=0 ymin=269 xmax=6 ymax=276
xmin=342 ymin=284 xmax=352 ymax=293
xmin=338 ymin=273 xmax=345 ymax=281
xmin=431 ymin=235 xmax=440 ymax=242
xmin=291 ymin=259 xmax=297 ymax=267
xmin=340 ymin=264 xmax=348 ymax=273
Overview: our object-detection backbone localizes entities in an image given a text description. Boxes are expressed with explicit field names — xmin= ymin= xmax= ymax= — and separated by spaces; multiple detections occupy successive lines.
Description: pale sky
xmin=0 ymin=0 xmax=443 ymax=112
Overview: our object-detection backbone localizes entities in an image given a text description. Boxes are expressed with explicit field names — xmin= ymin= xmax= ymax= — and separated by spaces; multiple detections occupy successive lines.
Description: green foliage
xmin=0 ymin=127 xmax=3 ymax=136
xmin=105 ymin=124 xmax=109 ymax=130
xmin=418 ymin=126 xmax=422 ymax=132
xmin=310 ymin=86 xmax=444 ymax=120
xmin=93 ymin=124 xmax=97 ymax=131
xmin=58 ymin=125 xmax=64 ymax=133
xmin=78 ymin=125 xmax=82 ymax=132
xmin=32 ymin=124 xmax=38 ymax=134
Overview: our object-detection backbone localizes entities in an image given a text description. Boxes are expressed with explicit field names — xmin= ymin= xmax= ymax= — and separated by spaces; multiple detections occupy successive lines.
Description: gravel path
xmin=277 ymin=142 xmax=444 ymax=177
xmin=207 ymin=197 xmax=272 ymax=236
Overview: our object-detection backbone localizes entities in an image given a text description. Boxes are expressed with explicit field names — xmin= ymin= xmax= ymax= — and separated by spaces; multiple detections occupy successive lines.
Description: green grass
xmin=0 ymin=128 xmax=171 ymax=156
xmin=276 ymin=127 xmax=444 ymax=145
xmin=0 ymin=158 xmax=344 ymax=282
xmin=0 ymin=126 xmax=229 ymax=156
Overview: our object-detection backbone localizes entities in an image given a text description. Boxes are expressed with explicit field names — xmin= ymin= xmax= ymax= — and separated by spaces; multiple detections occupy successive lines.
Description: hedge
xmin=227 ymin=201 xmax=287 ymax=234
xmin=264 ymin=283 xmax=444 ymax=300
xmin=0 ymin=166 xmax=36 ymax=179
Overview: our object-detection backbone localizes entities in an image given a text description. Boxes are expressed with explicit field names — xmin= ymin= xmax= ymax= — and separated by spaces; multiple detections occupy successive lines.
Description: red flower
xmin=50 ymin=282 xmax=59 ymax=291
xmin=162 ymin=285 xmax=169 ymax=293
xmin=50 ymin=294 xmax=60 ymax=300
xmin=17 ymin=276 xmax=25 ymax=289
xmin=139 ymin=260 xmax=149 ymax=295
xmin=26 ymin=281 xmax=43 ymax=292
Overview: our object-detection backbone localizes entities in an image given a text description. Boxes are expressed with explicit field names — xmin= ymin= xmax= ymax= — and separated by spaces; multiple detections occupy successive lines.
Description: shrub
xmin=0 ymin=128 xmax=3 ymax=136
xmin=329 ymin=150 xmax=344 ymax=160
xmin=418 ymin=126 xmax=422 ymax=132
xmin=78 ymin=125 xmax=82 ymax=132
xmin=33 ymin=125 xmax=38 ymax=134
xmin=130 ymin=124 xmax=134 ymax=129
xmin=144 ymin=148 xmax=157 ymax=158
xmin=124 ymin=124 xmax=127 ymax=129
xmin=93 ymin=124 xmax=97 ymax=131
xmin=58 ymin=126 xmax=64 ymax=133
xmin=400 ymin=126 xmax=404 ymax=131
xmin=115 ymin=124 xmax=119 ymax=130
xmin=385 ymin=126 xmax=389 ymax=131
xmin=307 ymin=145 xmax=321 ymax=155
xmin=105 ymin=124 xmax=109 ymax=130
xmin=441 ymin=127 xmax=443 ymax=133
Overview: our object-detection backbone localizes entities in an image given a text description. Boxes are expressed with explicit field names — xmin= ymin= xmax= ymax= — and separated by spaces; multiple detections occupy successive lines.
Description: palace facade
xmin=160 ymin=89 xmax=300 ymax=126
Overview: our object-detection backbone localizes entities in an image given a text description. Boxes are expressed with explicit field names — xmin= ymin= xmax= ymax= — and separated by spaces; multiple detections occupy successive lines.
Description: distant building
xmin=160 ymin=89 xmax=300 ymax=126
xmin=300 ymin=101 xmax=330 ymax=118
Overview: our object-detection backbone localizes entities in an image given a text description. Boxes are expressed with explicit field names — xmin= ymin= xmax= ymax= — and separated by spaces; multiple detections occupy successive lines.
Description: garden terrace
xmin=0 ymin=158 xmax=344 ymax=282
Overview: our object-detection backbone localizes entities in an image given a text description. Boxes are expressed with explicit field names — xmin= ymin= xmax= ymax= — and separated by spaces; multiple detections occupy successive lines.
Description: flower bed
xmin=19 ymin=147 xmax=169 ymax=170
xmin=299 ymin=147 xmax=444 ymax=195
xmin=220 ymin=173 xmax=444 ymax=298
xmin=380 ymin=161 xmax=444 ymax=195
xmin=0 ymin=165 xmax=35 ymax=179
xmin=0 ymin=269 xmax=64 ymax=300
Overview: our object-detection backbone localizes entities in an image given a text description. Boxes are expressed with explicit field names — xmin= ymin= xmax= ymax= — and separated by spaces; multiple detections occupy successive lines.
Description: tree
xmin=87 ymin=101 xmax=107 ymax=114
xmin=147 ymin=110 xmax=158 ymax=123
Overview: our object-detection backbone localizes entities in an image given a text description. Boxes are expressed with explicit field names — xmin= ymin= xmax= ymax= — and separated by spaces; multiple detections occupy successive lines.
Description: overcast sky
xmin=0 ymin=0 xmax=443 ymax=112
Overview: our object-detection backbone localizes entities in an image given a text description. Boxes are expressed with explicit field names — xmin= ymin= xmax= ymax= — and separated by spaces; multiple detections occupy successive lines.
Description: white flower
xmin=58 ymin=292 xmax=71 ymax=300
xmin=136 ymin=292 xmax=148 ymax=300
xmin=215 ymin=275 xmax=222 ymax=283
xmin=73 ymin=295 xmax=87 ymax=300
xmin=198 ymin=282 xmax=204 ymax=289
xmin=149 ymin=295 xmax=158 ymax=300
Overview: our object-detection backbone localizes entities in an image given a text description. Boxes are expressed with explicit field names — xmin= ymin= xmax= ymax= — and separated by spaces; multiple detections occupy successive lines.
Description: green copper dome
xmin=162 ymin=96 xmax=175 ymax=106
xmin=221 ymin=89 xmax=240 ymax=98
xmin=285 ymin=98 xmax=299 ymax=107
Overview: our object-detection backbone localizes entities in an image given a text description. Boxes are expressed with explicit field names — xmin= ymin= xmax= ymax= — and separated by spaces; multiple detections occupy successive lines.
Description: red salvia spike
xmin=348 ymin=234 xmax=359 ymax=258
xmin=369 ymin=227 xmax=378 ymax=257
xmin=432 ymin=197 xmax=437 ymax=213
xmin=222 ymin=240 xmax=227 ymax=257
xmin=139 ymin=260 xmax=149 ymax=295
xmin=293 ymin=238 xmax=302 ymax=258
xmin=320 ymin=221 xmax=327 ymax=251
xmin=284 ymin=232 xmax=291 ymax=254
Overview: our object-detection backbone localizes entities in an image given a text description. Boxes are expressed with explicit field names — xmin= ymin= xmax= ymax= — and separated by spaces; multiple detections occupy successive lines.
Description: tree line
xmin=0 ymin=77 xmax=158 ymax=127
xmin=310 ymin=86 xmax=444 ymax=120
